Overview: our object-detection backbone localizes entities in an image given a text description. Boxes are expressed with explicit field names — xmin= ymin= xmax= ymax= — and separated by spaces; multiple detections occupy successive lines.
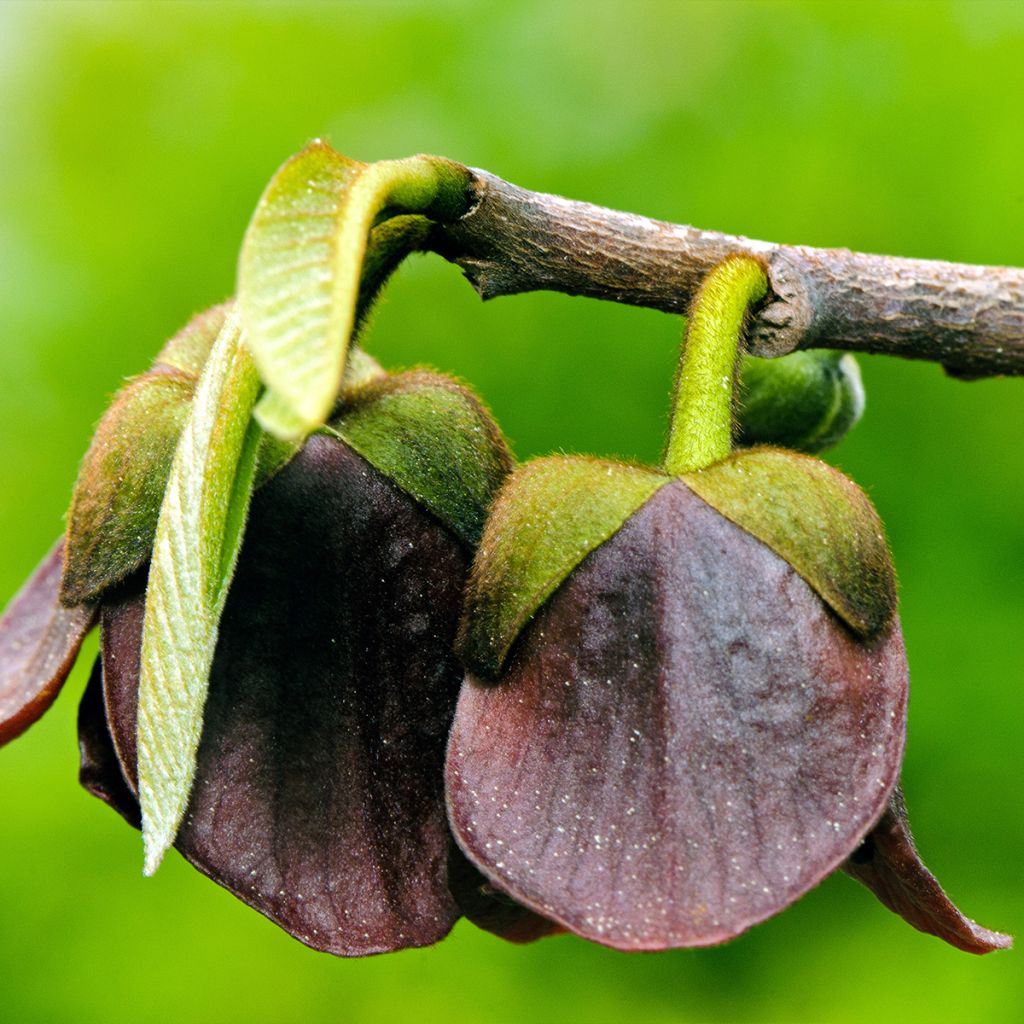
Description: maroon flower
xmin=448 ymin=450 xmax=1011 ymax=954
xmin=1 ymin=305 xmax=560 ymax=954
xmin=0 ymin=294 xmax=1011 ymax=958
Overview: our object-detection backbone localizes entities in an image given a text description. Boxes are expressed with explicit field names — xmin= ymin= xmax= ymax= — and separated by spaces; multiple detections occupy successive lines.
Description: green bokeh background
xmin=1 ymin=2 xmax=1021 ymax=1021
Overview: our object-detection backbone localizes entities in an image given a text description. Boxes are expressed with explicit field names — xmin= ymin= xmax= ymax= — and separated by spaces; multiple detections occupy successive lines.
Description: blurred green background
xmin=1 ymin=2 xmax=1021 ymax=1022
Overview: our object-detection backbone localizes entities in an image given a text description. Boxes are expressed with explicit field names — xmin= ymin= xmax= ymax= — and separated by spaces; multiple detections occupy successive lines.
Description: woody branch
xmin=428 ymin=170 xmax=1024 ymax=379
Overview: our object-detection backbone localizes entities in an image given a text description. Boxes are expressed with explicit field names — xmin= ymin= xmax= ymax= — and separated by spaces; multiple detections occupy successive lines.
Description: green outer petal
xmin=327 ymin=370 xmax=512 ymax=549
xmin=62 ymin=374 xmax=193 ymax=606
xmin=63 ymin=305 xmax=230 ymax=606
xmin=458 ymin=456 xmax=670 ymax=678
xmin=682 ymin=447 xmax=897 ymax=638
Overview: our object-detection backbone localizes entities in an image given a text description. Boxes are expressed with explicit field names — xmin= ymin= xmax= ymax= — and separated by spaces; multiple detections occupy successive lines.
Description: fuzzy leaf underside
xmin=238 ymin=140 xmax=471 ymax=439
xmin=738 ymin=350 xmax=864 ymax=454
xmin=328 ymin=371 xmax=512 ymax=549
xmin=458 ymin=456 xmax=670 ymax=679
xmin=137 ymin=309 xmax=262 ymax=874
xmin=683 ymin=447 xmax=897 ymax=638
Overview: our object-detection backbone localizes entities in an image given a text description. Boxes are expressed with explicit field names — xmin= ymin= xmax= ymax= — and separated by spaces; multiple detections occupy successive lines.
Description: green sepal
xmin=60 ymin=303 xmax=229 ymax=606
xmin=61 ymin=305 xmax=385 ymax=607
xmin=682 ymin=447 xmax=897 ymax=638
xmin=458 ymin=456 xmax=671 ymax=678
xmin=737 ymin=350 xmax=865 ymax=454
xmin=61 ymin=374 xmax=194 ymax=606
xmin=326 ymin=370 xmax=512 ymax=549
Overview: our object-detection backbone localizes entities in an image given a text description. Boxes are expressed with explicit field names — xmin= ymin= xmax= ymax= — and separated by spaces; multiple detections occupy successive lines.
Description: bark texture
xmin=429 ymin=171 xmax=1024 ymax=378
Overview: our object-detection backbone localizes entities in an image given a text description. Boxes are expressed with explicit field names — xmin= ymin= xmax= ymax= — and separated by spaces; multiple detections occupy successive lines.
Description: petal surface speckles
xmin=98 ymin=436 xmax=468 ymax=956
xmin=448 ymin=481 xmax=908 ymax=950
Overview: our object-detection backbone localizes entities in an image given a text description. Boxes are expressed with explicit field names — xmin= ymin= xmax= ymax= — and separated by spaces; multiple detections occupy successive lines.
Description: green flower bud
xmin=737 ymin=350 xmax=864 ymax=453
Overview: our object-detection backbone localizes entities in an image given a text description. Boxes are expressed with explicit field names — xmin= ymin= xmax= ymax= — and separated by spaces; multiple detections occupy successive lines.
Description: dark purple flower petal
xmin=97 ymin=436 xmax=469 ymax=956
xmin=78 ymin=657 xmax=140 ymax=828
xmin=447 ymin=849 xmax=563 ymax=944
xmin=447 ymin=481 xmax=908 ymax=950
xmin=843 ymin=786 xmax=1011 ymax=954
xmin=1 ymin=540 xmax=96 ymax=746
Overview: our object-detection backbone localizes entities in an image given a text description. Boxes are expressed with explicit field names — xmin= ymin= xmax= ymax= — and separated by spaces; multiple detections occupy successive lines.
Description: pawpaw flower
xmin=0 ymin=303 xmax=555 ymax=955
xmin=447 ymin=256 xmax=1011 ymax=954
xmin=0 ymin=257 xmax=1011 ymax=959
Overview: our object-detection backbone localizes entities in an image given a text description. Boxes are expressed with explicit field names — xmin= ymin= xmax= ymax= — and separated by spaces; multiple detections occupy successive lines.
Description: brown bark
xmin=429 ymin=171 xmax=1024 ymax=378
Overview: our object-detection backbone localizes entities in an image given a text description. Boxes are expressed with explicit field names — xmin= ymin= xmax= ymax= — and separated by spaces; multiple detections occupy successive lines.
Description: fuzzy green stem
xmin=664 ymin=254 xmax=768 ymax=475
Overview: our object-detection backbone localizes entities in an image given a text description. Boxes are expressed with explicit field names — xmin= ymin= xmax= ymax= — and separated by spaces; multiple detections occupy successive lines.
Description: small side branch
xmin=429 ymin=171 xmax=1024 ymax=378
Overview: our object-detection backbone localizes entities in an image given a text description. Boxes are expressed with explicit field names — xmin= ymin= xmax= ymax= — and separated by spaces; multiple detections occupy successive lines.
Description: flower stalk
xmin=664 ymin=254 xmax=767 ymax=475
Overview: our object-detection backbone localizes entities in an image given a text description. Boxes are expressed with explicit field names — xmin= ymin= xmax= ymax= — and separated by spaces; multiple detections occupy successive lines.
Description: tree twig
xmin=428 ymin=171 xmax=1024 ymax=378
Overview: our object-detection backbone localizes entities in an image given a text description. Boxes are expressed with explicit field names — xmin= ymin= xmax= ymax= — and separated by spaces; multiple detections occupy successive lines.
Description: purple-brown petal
xmin=447 ymin=480 xmax=908 ymax=950
xmin=0 ymin=541 xmax=96 ymax=746
xmin=447 ymin=848 xmax=564 ymax=944
xmin=77 ymin=658 xmax=140 ymax=828
xmin=99 ymin=436 xmax=468 ymax=956
xmin=843 ymin=785 xmax=1011 ymax=954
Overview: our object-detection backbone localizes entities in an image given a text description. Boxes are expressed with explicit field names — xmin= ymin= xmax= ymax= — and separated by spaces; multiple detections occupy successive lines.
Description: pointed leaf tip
xmin=137 ymin=309 xmax=262 ymax=873
xmin=844 ymin=786 xmax=1012 ymax=954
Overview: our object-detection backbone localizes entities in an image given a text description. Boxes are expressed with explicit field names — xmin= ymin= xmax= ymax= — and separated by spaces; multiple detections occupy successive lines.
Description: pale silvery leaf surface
xmin=137 ymin=309 xmax=262 ymax=875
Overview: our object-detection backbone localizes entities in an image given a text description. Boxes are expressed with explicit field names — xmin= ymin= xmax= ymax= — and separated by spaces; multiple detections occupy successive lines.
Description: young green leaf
xmin=137 ymin=308 xmax=262 ymax=875
xmin=238 ymin=141 xmax=471 ymax=440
